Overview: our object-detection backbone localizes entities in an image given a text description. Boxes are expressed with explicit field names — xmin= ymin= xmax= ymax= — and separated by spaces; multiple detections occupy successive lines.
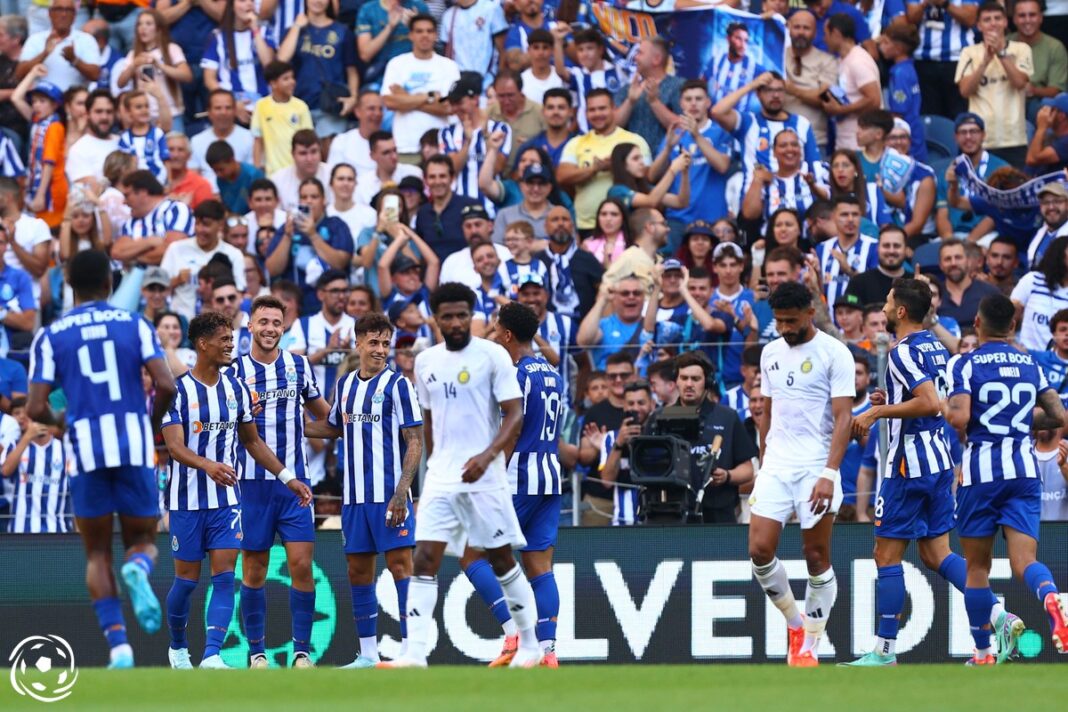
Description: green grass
xmin=4 ymin=665 xmax=1068 ymax=712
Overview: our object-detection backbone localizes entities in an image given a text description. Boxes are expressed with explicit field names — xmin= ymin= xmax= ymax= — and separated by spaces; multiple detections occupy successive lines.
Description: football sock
xmin=801 ymin=567 xmax=837 ymax=655
xmin=290 ymin=588 xmax=315 ymax=655
xmin=204 ymin=572 xmax=235 ymax=658
xmin=240 ymin=584 xmax=266 ymax=655
xmin=126 ymin=551 xmax=154 ymax=576
xmin=1023 ymin=562 xmax=1060 ymax=630
xmin=165 ymin=578 xmax=197 ymax=650
xmin=395 ymin=576 xmax=410 ymax=657
xmin=404 ymin=576 xmax=438 ymax=663
xmin=875 ymin=564 xmax=904 ymax=655
xmin=938 ymin=553 xmax=1007 ymax=625
xmin=752 ymin=558 xmax=803 ymax=629
xmin=93 ymin=596 xmax=128 ymax=649
xmin=530 ymin=571 xmax=559 ymax=652
xmin=351 ymin=584 xmax=379 ymax=661
xmin=464 ymin=560 xmax=514 ymax=634
xmin=965 ymin=586 xmax=993 ymax=654
xmin=497 ymin=564 xmax=539 ymax=652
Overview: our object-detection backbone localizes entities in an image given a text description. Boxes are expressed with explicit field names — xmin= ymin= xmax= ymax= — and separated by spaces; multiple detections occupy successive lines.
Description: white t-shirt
xmin=269 ymin=163 xmax=334 ymax=211
xmin=414 ymin=337 xmax=522 ymax=493
xmin=8 ymin=213 xmax=51 ymax=298
xmin=327 ymin=202 xmax=376 ymax=242
xmin=327 ymin=129 xmax=376 ymax=177
xmin=21 ymin=30 xmax=101 ymax=92
xmin=1011 ymin=271 xmax=1068 ymax=351
xmin=160 ymin=238 xmax=248 ymax=320
xmin=66 ymin=134 xmax=119 ymax=185
xmin=354 ymin=164 xmax=423 ymax=207
xmin=520 ymin=68 xmax=564 ymax=105
xmin=759 ymin=329 xmax=855 ymax=476
xmin=439 ymin=243 xmax=512 ymax=290
xmin=380 ymin=52 xmax=461 ymax=154
xmin=190 ymin=125 xmax=255 ymax=190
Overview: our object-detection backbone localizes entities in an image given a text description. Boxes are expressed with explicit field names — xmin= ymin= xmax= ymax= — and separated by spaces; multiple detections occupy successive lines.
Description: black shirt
xmin=539 ymin=243 xmax=604 ymax=319
xmin=415 ymin=193 xmax=480 ymax=262
xmin=846 ymin=268 xmax=899 ymax=307
xmin=582 ymin=399 xmax=623 ymax=500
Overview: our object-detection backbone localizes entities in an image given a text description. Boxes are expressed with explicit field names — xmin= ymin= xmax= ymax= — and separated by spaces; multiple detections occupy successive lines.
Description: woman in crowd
xmin=243 ymin=254 xmax=269 ymax=303
xmin=1012 ymin=235 xmax=1068 ymax=352
xmin=201 ymin=0 xmax=276 ymax=123
xmin=63 ymin=86 xmax=87 ymax=152
xmin=479 ymin=143 xmax=573 ymax=212
xmin=676 ymin=222 xmax=717 ymax=275
xmin=346 ymin=285 xmax=378 ymax=321
xmin=356 ymin=188 xmax=429 ymax=298
xmin=607 ymin=142 xmax=690 ymax=211
xmin=59 ymin=198 xmax=109 ymax=263
xmin=582 ymin=197 xmax=630 ymax=270
xmin=327 ymin=163 xmax=376 ymax=245
xmin=748 ymin=208 xmax=806 ymax=290
xmin=828 ymin=149 xmax=881 ymax=235
xmin=154 ymin=310 xmax=196 ymax=377
xmin=116 ymin=9 xmax=192 ymax=132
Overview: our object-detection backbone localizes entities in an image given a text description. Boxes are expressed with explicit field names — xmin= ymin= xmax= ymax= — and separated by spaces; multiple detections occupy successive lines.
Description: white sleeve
xmin=828 ymin=340 xmax=856 ymax=399
xmin=414 ymin=352 xmax=431 ymax=407
xmin=759 ymin=345 xmax=775 ymax=400
xmin=490 ymin=343 xmax=522 ymax=403
xmin=1009 ymin=271 xmax=1035 ymax=305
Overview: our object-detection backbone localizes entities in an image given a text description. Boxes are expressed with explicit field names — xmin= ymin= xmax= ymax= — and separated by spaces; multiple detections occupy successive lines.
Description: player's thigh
xmin=515 ymin=494 xmax=562 ymax=556
xmin=117 ymin=512 xmax=159 ymax=550
xmin=414 ymin=492 xmax=465 ymax=557
xmin=242 ymin=549 xmax=271 ymax=587
xmin=994 ymin=478 xmax=1042 ymax=546
xmin=873 ymin=536 xmax=911 ymax=567
xmin=456 ymin=489 xmax=527 ymax=555
xmin=205 ymin=506 xmax=244 ymax=563
xmin=796 ymin=469 xmax=843 ymax=531
xmin=954 ymin=482 xmax=1001 ymax=539
xmin=113 ymin=465 xmax=161 ymax=519
xmin=873 ymin=473 xmax=927 ymax=541
xmin=747 ymin=471 xmax=799 ymax=533
xmin=1002 ymin=525 xmax=1040 ymax=579
xmin=169 ymin=510 xmax=209 ymax=563
xmin=521 ymin=547 xmax=554 ymax=578
xmin=275 ymin=480 xmax=315 ymax=546
xmin=239 ymin=480 xmax=279 ymax=553
xmin=76 ymin=513 xmax=118 ymax=555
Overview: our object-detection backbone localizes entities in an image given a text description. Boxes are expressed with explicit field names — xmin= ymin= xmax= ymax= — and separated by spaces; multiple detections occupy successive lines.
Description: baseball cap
xmin=712 ymin=242 xmax=743 ymax=262
xmin=521 ymin=163 xmax=551 ymax=183
xmin=1041 ymin=93 xmax=1068 ymax=115
xmin=834 ymin=293 xmax=863 ymax=311
xmin=398 ymin=176 xmax=424 ymax=193
xmin=387 ymin=296 xmax=416 ymax=324
xmin=518 ymin=272 xmax=546 ymax=289
xmin=661 ymin=258 xmax=683 ymax=272
xmin=684 ymin=220 xmax=716 ymax=238
xmin=142 ymin=267 xmax=170 ymax=289
xmin=1038 ymin=182 xmax=1068 ymax=200
xmin=954 ymin=112 xmax=985 ymax=132
xmin=891 ymin=117 xmax=911 ymax=136
xmin=29 ymin=80 xmax=63 ymax=105
xmin=390 ymin=254 xmax=421 ymax=275
xmin=445 ymin=72 xmax=483 ymax=103
xmin=461 ymin=203 xmax=490 ymax=223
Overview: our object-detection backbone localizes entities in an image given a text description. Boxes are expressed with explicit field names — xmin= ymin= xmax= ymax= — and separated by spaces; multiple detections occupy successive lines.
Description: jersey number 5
xmin=78 ymin=341 xmax=122 ymax=402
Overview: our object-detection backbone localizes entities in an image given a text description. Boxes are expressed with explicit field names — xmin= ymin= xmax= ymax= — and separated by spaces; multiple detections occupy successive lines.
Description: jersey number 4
xmin=78 ymin=342 xmax=122 ymax=402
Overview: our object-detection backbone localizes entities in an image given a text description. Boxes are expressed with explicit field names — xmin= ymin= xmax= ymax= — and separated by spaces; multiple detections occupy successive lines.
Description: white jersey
xmin=760 ymin=330 xmax=855 ymax=477
xmin=414 ymin=336 xmax=522 ymax=494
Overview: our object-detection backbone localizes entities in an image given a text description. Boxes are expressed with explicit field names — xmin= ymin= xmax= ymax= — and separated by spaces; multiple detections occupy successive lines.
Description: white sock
xmin=503 ymin=618 xmax=518 ymax=637
xmin=990 ymin=601 xmax=1006 ymax=626
xmin=359 ymin=636 xmax=379 ymax=662
xmin=874 ymin=636 xmax=895 ymax=656
xmin=752 ymin=558 xmax=803 ymax=629
xmin=404 ymin=576 xmax=438 ymax=664
xmin=110 ymin=644 xmax=133 ymax=662
xmin=497 ymin=564 xmax=539 ymax=652
xmin=976 ymin=646 xmax=992 ymax=659
xmin=801 ymin=567 xmax=837 ymax=655
xmin=540 ymin=638 xmax=555 ymax=654
xmin=399 ymin=638 xmax=408 ymax=659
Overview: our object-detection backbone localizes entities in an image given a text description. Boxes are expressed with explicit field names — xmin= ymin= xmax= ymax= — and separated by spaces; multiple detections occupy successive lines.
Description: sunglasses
xmin=615 ymin=290 xmax=644 ymax=298
xmin=214 ymin=294 xmax=240 ymax=303
xmin=606 ymin=372 xmax=632 ymax=381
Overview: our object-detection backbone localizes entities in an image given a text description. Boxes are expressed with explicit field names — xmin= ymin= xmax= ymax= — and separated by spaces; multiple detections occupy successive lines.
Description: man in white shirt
xmin=327 ymin=91 xmax=385 ymax=177
xmin=269 ymin=130 xmax=334 ymax=211
xmin=520 ymin=29 xmax=564 ymax=105
xmin=160 ymin=200 xmax=247 ymax=320
xmin=190 ymin=89 xmax=255 ymax=189
xmin=439 ymin=0 xmax=508 ymax=88
xmin=439 ymin=206 xmax=512 ymax=289
xmin=0 ymin=178 xmax=50 ymax=300
xmin=66 ymin=89 xmax=119 ymax=185
xmin=354 ymin=131 xmax=422 ymax=206
xmin=381 ymin=14 xmax=460 ymax=162
xmin=16 ymin=0 xmax=100 ymax=91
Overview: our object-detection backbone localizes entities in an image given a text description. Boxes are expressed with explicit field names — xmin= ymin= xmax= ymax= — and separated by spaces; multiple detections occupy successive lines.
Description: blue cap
xmin=518 ymin=272 xmax=546 ymax=289
xmin=954 ymin=112 xmax=985 ymax=132
xmin=1041 ymin=93 xmax=1068 ymax=114
xmin=521 ymin=163 xmax=551 ymax=182
xmin=661 ymin=258 xmax=683 ymax=272
xmin=387 ymin=295 xmax=417 ymax=323
xmin=29 ymin=80 xmax=63 ymax=105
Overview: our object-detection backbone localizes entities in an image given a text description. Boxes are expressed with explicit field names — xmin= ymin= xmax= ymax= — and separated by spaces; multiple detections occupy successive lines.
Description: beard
xmin=443 ymin=329 xmax=472 ymax=351
xmin=549 ymin=229 xmax=572 ymax=245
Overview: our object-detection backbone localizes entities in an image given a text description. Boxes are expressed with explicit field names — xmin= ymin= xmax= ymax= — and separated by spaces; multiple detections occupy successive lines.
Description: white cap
xmin=892 ymin=117 xmax=911 ymax=136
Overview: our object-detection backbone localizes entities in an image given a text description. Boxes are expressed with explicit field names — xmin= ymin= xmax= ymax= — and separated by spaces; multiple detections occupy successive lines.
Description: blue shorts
xmin=513 ymin=494 xmax=561 ymax=552
xmin=70 ymin=465 xmax=159 ymax=519
xmin=955 ymin=477 xmax=1041 ymax=541
xmin=170 ymin=506 xmax=243 ymax=562
xmin=875 ymin=469 xmax=955 ymax=540
xmin=342 ymin=501 xmax=415 ymax=555
xmin=239 ymin=479 xmax=315 ymax=551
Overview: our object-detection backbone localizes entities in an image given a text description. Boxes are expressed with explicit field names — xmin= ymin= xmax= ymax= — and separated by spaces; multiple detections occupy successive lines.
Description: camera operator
xmin=646 ymin=352 xmax=757 ymax=523
xmin=599 ymin=381 xmax=656 ymax=526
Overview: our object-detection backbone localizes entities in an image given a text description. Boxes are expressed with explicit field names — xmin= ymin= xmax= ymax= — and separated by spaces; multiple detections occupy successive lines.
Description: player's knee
xmin=485 ymin=549 xmax=517 ymax=576
xmin=802 ymin=542 xmax=829 ymax=571
xmin=917 ymin=546 xmax=942 ymax=571
xmin=387 ymin=558 xmax=411 ymax=581
xmin=748 ymin=542 xmax=775 ymax=566
xmin=411 ymin=548 xmax=438 ymax=576
xmin=288 ymin=558 xmax=313 ymax=587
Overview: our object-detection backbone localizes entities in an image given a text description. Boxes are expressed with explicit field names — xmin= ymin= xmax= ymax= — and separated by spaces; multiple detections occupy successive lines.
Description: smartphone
xmin=623 ymin=410 xmax=640 ymax=423
xmin=382 ymin=194 xmax=401 ymax=224
xmin=297 ymin=205 xmax=311 ymax=218
xmin=141 ymin=65 xmax=156 ymax=81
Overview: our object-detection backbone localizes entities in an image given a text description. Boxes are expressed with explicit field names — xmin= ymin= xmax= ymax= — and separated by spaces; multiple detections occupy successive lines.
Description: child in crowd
xmin=251 ymin=61 xmax=313 ymax=175
xmin=551 ymin=25 xmax=622 ymax=133
xmin=117 ymin=87 xmax=173 ymax=185
xmin=499 ymin=221 xmax=550 ymax=298
xmin=11 ymin=68 xmax=68 ymax=228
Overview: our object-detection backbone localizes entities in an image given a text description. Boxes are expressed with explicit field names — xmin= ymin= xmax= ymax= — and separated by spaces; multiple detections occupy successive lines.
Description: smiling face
xmin=250 ymin=306 xmax=284 ymax=353
xmin=156 ymin=314 xmax=183 ymax=348
xmin=356 ymin=328 xmax=392 ymax=376
xmin=613 ymin=277 xmax=645 ymax=322
xmin=197 ymin=324 xmax=234 ymax=368
xmin=472 ymin=242 xmax=500 ymax=278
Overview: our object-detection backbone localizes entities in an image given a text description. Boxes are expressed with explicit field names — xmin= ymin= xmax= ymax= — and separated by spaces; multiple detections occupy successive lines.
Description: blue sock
xmin=876 ymin=565 xmax=905 ymax=640
xmin=204 ymin=572 xmax=235 ymax=658
xmin=240 ymin=584 xmax=266 ymax=655
xmin=939 ymin=553 xmax=1000 ymax=608
xmin=395 ymin=577 xmax=410 ymax=639
xmin=92 ymin=596 xmax=128 ymax=649
xmin=530 ymin=572 xmax=559 ymax=644
xmin=351 ymin=584 xmax=378 ymax=639
xmin=464 ymin=560 xmax=511 ymax=627
xmin=290 ymin=589 xmax=315 ymax=654
xmin=166 ymin=577 xmax=197 ymax=650
xmin=965 ymin=586 xmax=993 ymax=651
xmin=1023 ymin=562 xmax=1059 ymax=603
xmin=127 ymin=551 xmax=154 ymax=576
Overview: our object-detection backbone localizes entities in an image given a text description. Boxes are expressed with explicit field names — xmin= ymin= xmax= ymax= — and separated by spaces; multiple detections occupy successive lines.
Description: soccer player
xmin=231 ymin=295 xmax=330 ymax=669
xmin=381 ymin=282 xmax=542 ymax=668
xmin=846 ymin=279 xmax=1022 ymax=666
xmin=162 ymin=311 xmax=312 ymax=670
xmin=303 ymin=311 xmax=423 ymax=669
xmin=946 ymin=294 xmax=1068 ymax=665
xmin=28 ymin=249 xmax=177 ymax=669
xmin=749 ymin=281 xmax=854 ymax=667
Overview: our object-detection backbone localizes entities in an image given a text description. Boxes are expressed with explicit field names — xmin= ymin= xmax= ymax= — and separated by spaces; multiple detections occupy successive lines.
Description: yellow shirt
xmin=250 ymin=95 xmax=314 ymax=175
xmin=560 ymin=127 xmax=650 ymax=230
xmin=955 ymin=41 xmax=1034 ymax=149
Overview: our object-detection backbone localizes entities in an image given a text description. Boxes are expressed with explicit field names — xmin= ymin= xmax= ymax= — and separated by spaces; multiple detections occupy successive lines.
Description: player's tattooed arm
xmin=389 ymin=425 xmax=424 ymax=525
xmin=1033 ymin=389 xmax=1067 ymax=432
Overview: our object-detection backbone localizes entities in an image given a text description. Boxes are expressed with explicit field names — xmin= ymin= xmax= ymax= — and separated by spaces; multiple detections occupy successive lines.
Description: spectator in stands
xmin=647 ymin=359 xmax=679 ymax=407
xmin=603 ymin=207 xmax=669 ymax=289
xmin=608 ymin=142 xmax=691 ymax=213
xmin=784 ymin=10 xmax=839 ymax=153
xmin=207 ymin=140 xmax=263 ymax=215
xmin=211 ymin=276 xmax=252 ymax=356
xmin=1026 ymin=93 xmax=1068 ymax=172
xmin=251 ymin=61 xmax=313 ymax=176
xmin=749 ymin=209 xmax=805 ymax=289
xmin=325 ymin=163 xmax=376 ymax=245
xmin=11 ymin=73 xmax=67 ymax=229
xmin=822 ymin=13 xmax=882 ymax=151
xmin=805 ymin=0 xmax=871 ymax=53
xmin=614 ymin=36 xmax=683 ymax=151
xmin=642 ymin=259 xmax=690 ymax=340
xmin=1029 ymin=181 xmax=1068 ymax=267
xmin=816 ymin=193 xmax=878 ymax=305
xmin=922 ymin=274 xmax=963 ymax=343
xmin=166 ymin=133 xmax=214 ymax=209
xmin=155 ymin=0 xmax=218 ymax=126
xmin=845 ymin=224 xmax=909 ymax=305
xmin=956 ymin=0 xmax=1034 ymax=165
xmin=937 ymin=112 xmax=1008 ymax=241
xmin=491 ymin=162 xmax=553 ymax=243
xmin=1032 ymin=307 xmax=1068 ymax=391
xmin=543 ymin=205 xmax=604 ymax=319
xmin=741 ymin=128 xmax=828 ymax=230
xmin=469 ymin=241 xmax=504 ymax=330
xmin=113 ymin=9 xmax=193 ymax=133
xmin=885 ymin=118 xmax=938 ymax=241
xmin=66 ymin=89 xmax=118 ymax=186
xmin=377 ymin=253 xmax=433 ymax=315
xmin=834 ymin=292 xmax=865 ymax=343
xmin=937 ymin=237 xmax=1000 ymax=324
xmin=878 ymin=22 xmax=927 ymax=162
xmin=518 ymin=29 xmax=563 ymax=106
xmin=82 ymin=20 xmax=118 ymax=92
xmin=160 ymin=199 xmax=245 ymax=320
xmin=381 ymin=14 xmax=460 ymax=163
xmin=505 ymin=0 xmax=551 ymax=51
xmin=439 ymin=0 xmax=507 ymax=88
xmin=906 ymin=0 xmax=978 ymax=120
xmin=855 ymin=110 xmax=901 ymax=226
xmin=190 ymin=90 xmax=254 ymax=188
xmin=0 ymin=225 xmax=37 ymax=358
xmin=582 ymin=197 xmax=630 ymax=271
xmin=270 ymin=130 xmax=333 ymax=210
xmin=201 ymin=0 xmax=276 ymax=123
xmin=577 ymin=275 xmax=646 ymax=371
xmin=710 ymin=242 xmax=757 ymax=389
xmin=514 ymin=87 xmax=576 ymax=168
xmin=327 ymin=91 xmax=384 ymax=177
xmin=838 ymin=351 xmax=872 ymax=521
xmin=977 ymin=235 xmax=1020 ymax=296
xmin=116 ymin=87 xmax=173 ymax=186
xmin=356 ymin=0 xmax=428 ymax=85
xmin=16 ymin=0 xmax=100 ymax=91
xmin=245 ymin=179 xmax=287 ymax=245
xmin=59 ymin=197 xmax=109 ymax=266
xmin=1009 ymin=0 xmax=1068 ymax=123
xmin=155 ymin=310 xmax=194 ymax=377
xmin=676 ymin=220 xmax=717 ymax=275
xmin=227 ymin=218 xmax=253 ymax=258
xmin=480 ymin=143 xmax=572 ymax=216
xmin=1012 ymin=234 xmax=1068 ymax=351
xmin=0 ymin=177 xmax=54 ymax=289
xmin=487 ymin=70 xmax=544 ymax=150
xmin=414 ymin=154 xmax=480 ymax=261
xmin=551 ymin=25 xmax=621 ymax=134
xmin=576 ymin=352 xmax=636 ymax=525
xmin=436 ymin=203 xmax=507 ymax=289
xmin=440 ymin=72 xmax=512 ymax=216
xmin=354 ymin=131 xmax=422 ymax=207
xmin=62 ymin=85 xmax=87 ymax=153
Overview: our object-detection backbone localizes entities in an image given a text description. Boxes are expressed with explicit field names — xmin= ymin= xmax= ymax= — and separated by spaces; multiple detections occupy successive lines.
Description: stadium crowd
xmin=0 ymin=0 xmax=1067 ymax=533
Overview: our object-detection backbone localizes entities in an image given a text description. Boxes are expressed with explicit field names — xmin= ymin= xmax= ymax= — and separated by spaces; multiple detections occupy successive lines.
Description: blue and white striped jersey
xmin=163 ymin=371 xmax=253 ymax=511
xmin=29 ymin=302 xmax=162 ymax=475
xmin=498 ymin=258 xmax=550 ymax=300
xmin=117 ymin=126 xmax=170 ymax=184
xmin=269 ymin=0 xmax=303 ymax=49
xmin=914 ymin=0 xmax=978 ymax=63
xmin=706 ymin=54 xmax=764 ymax=114
xmin=536 ymin=312 xmax=578 ymax=405
xmin=509 ymin=355 xmax=563 ymax=496
xmin=731 ymin=111 xmax=821 ymax=193
xmin=229 ymin=350 xmax=321 ymax=481
xmin=568 ymin=63 xmax=625 ymax=133
xmin=5 ymin=437 xmax=70 ymax=533
xmin=599 ymin=429 xmax=637 ymax=525
xmin=440 ymin=120 xmax=511 ymax=217
xmin=894 ymin=161 xmax=936 ymax=235
xmin=815 ymin=234 xmax=879 ymax=305
xmin=883 ymin=330 xmax=953 ymax=479
xmin=947 ymin=343 xmax=1052 ymax=487
xmin=756 ymin=161 xmax=829 ymax=227
xmin=200 ymin=28 xmax=277 ymax=102
xmin=328 ymin=367 xmax=422 ymax=505
xmin=723 ymin=384 xmax=750 ymax=421
xmin=0 ymin=132 xmax=25 ymax=178
xmin=289 ymin=312 xmax=355 ymax=401
xmin=119 ymin=198 xmax=195 ymax=240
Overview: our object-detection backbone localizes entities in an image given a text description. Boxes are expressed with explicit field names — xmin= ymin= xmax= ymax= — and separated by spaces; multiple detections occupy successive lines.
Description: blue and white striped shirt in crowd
xmin=756 ymin=161 xmax=828 ymax=227
xmin=947 ymin=343 xmax=1051 ymax=487
xmin=29 ymin=302 xmax=161 ymax=475
xmin=119 ymin=198 xmax=195 ymax=240
xmin=915 ymin=0 xmax=978 ymax=62
xmin=201 ymin=28 xmax=277 ymax=103
xmin=599 ymin=430 xmax=637 ymax=525
xmin=509 ymin=355 xmax=563 ymax=496
xmin=815 ymin=234 xmax=879 ymax=305
xmin=568 ymin=64 xmax=625 ymax=133
xmin=498 ymin=258 xmax=550 ymax=300
xmin=440 ymin=120 xmax=511 ymax=217
xmin=536 ymin=312 xmax=578 ymax=404
xmin=5 ymin=437 xmax=70 ymax=533
xmin=706 ymin=54 xmax=764 ymax=114
xmin=117 ymin=126 xmax=170 ymax=185
xmin=328 ymin=367 xmax=422 ymax=505
xmin=0 ymin=133 xmax=25 ymax=179
xmin=894 ymin=161 xmax=936 ymax=235
xmin=163 ymin=371 xmax=253 ymax=511
xmin=884 ymin=330 xmax=953 ymax=479
xmin=731 ymin=111 xmax=821 ymax=193
xmin=230 ymin=350 xmax=321 ymax=482
xmin=723 ymin=384 xmax=750 ymax=421
xmin=270 ymin=0 xmax=304 ymax=48
xmin=289 ymin=312 xmax=356 ymax=402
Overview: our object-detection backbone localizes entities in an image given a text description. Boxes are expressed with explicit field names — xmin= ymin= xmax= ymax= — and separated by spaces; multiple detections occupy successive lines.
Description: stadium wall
xmin=1 ymin=523 xmax=1066 ymax=667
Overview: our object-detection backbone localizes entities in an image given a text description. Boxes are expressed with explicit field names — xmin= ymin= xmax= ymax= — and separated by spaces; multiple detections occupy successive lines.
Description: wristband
xmin=277 ymin=467 xmax=296 ymax=485
xmin=819 ymin=467 xmax=840 ymax=484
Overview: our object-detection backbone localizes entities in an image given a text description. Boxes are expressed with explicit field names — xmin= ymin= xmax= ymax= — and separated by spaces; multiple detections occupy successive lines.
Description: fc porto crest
xmin=372 ymin=390 xmax=386 ymax=404
xmin=171 ymin=536 xmax=179 ymax=552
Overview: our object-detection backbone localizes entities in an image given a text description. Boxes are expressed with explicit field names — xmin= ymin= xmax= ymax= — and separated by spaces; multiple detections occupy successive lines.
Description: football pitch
xmin=4 ymin=665 xmax=1067 ymax=712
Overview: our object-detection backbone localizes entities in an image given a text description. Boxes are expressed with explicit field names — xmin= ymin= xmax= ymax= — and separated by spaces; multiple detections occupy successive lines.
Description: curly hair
xmin=188 ymin=310 xmax=233 ymax=347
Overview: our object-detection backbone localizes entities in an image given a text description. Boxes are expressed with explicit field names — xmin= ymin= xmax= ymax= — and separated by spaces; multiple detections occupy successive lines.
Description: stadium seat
xmin=925 ymin=141 xmax=953 ymax=161
xmin=913 ymin=239 xmax=943 ymax=270
xmin=922 ymin=114 xmax=957 ymax=161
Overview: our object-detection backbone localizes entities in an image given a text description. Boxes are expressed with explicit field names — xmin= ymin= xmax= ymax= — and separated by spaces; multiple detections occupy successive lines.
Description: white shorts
xmin=748 ymin=467 xmax=843 ymax=530
xmin=416 ymin=488 xmax=527 ymax=556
